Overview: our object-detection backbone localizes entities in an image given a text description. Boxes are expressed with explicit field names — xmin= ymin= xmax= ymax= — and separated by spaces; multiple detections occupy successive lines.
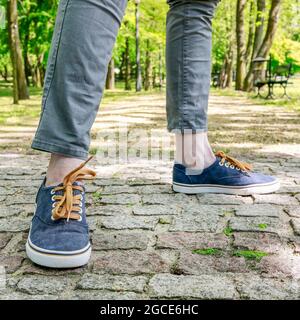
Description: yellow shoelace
xmin=215 ymin=150 xmax=252 ymax=172
xmin=51 ymin=156 xmax=96 ymax=221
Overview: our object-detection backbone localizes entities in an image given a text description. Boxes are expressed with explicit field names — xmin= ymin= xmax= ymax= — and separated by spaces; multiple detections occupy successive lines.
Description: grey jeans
xmin=31 ymin=0 xmax=219 ymax=160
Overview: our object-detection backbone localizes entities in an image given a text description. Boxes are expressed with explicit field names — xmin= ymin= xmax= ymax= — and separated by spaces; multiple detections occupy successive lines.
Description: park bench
xmin=254 ymin=63 xmax=292 ymax=99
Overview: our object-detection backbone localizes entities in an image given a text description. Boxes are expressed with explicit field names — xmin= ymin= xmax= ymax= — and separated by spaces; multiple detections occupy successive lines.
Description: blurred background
xmin=0 ymin=0 xmax=299 ymax=156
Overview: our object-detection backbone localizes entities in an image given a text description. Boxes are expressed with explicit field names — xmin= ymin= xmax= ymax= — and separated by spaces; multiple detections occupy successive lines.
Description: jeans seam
xmin=32 ymin=138 xmax=88 ymax=156
xmin=182 ymin=3 xmax=189 ymax=129
xmin=35 ymin=0 xmax=71 ymax=138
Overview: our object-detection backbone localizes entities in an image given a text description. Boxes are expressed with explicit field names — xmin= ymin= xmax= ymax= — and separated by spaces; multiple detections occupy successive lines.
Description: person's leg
xmin=166 ymin=0 xmax=219 ymax=171
xmin=27 ymin=0 xmax=128 ymax=268
xmin=31 ymin=0 xmax=127 ymax=186
xmin=166 ymin=0 xmax=280 ymax=195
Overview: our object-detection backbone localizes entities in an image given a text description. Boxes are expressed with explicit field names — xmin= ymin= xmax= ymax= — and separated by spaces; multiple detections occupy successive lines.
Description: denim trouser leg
xmin=166 ymin=0 xmax=219 ymax=132
xmin=31 ymin=0 xmax=127 ymax=160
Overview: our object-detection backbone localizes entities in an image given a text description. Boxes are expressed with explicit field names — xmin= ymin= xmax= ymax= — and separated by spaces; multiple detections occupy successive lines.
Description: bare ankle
xmin=45 ymin=154 xmax=83 ymax=187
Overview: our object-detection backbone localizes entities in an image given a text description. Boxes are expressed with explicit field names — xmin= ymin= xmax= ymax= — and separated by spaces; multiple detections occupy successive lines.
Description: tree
xmin=7 ymin=0 xmax=29 ymax=102
xmin=135 ymin=0 xmax=142 ymax=92
xmin=235 ymin=0 xmax=247 ymax=90
xmin=243 ymin=0 xmax=282 ymax=91
xmin=106 ymin=58 xmax=115 ymax=90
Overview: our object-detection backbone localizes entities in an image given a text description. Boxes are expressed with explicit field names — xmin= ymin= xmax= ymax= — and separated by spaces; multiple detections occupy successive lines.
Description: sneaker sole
xmin=26 ymin=240 xmax=91 ymax=268
xmin=173 ymin=180 xmax=280 ymax=195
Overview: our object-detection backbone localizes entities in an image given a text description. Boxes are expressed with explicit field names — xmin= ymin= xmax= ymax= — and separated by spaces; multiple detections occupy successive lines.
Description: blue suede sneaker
xmin=173 ymin=151 xmax=280 ymax=195
xmin=26 ymin=156 xmax=96 ymax=268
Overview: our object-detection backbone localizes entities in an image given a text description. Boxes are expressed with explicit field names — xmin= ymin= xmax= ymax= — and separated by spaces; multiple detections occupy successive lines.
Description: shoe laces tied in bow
xmin=215 ymin=151 xmax=252 ymax=172
xmin=51 ymin=156 xmax=96 ymax=222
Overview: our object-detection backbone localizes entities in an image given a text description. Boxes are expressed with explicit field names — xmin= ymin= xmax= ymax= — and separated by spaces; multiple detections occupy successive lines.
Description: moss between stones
xmin=258 ymin=223 xmax=268 ymax=230
xmin=223 ymin=227 xmax=233 ymax=237
xmin=192 ymin=248 xmax=221 ymax=255
xmin=233 ymin=250 xmax=268 ymax=261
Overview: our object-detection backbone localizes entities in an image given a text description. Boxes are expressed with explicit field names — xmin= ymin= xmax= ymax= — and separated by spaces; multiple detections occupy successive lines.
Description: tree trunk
xmin=7 ymin=0 xmax=29 ymax=102
xmin=235 ymin=0 xmax=247 ymax=91
xmin=220 ymin=45 xmax=234 ymax=88
xmin=243 ymin=0 xmax=281 ymax=91
xmin=105 ymin=58 xmax=115 ymax=90
xmin=257 ymin=0 xmax=281 ymax=58
xmin=245 ymin=0 xmax=255 ymax=69
xmin=158 ymin=45 xmax=163 ymax=91
xmin=124 ymin=37 xmax=131 ymax=91
xmin=144 ymin=39 xmax=151 ymax=91
xmin=135 ymin=1 xmax=142 ymax=92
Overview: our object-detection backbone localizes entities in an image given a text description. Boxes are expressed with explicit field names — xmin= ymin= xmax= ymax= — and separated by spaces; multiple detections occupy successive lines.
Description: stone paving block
xmin=229 ymin=217 xmax=280 ymax=234
xmin=142 ymin=193 xmax=198 ymax=206
xmin=253 ymin=194 xmax=298 ymax=206
xmin=138 ymin=185 xmax=173 ymax=194
xmin=0 ymin=217 xmax=30 ymax=232
xmin=100 ymin=215 xmax=158 ymax=230
xmin=6 ymin=195 xmax=35 ymax=206
xmin=102 ymin=185 xmax=139 ymax=195
xmin=17 ymin=276 xmax=71 ymax=295
xmin=233 ymin=232 xmax=282 ymax=253
xmin=71 ymin=290 xmax=143 ymax=300
xmin=0 ymin=233 xmax=13 ymax=249
xmin=0 ymin=292 xmax=58 ymax=300
xmin=258 ymin=252 xmax=300 ymax=279
xmin=198 ymin=194 xmax=252 ymax=205
xmin=176 ymin=251 xmax=248 ymax=275
xmin=291 ymin=219 xmax=300 ymax=236
xmin=169 ymin=205 xmax=222 ymax=232
xmin=235 ymin=204 xmax=281 ymax=217
xmin=92 ymin=231 xmax=149 ymax=250
xmin=148 ymin=274 xmax=236 ymax=299
xmin=93 ymin=178 xmax=126 ymax=186
xmin=93 ymin=250 xmax=170 ymax=275
xmin=133 ymin=204 xmax=182 ymax=216
xmin=87 ymin=205 xmax=132 ymax=216
xmin=0 ymin=187 xmax=15 ymax=196
xmin=21 ymin=259 xmax=87 ymax=276
xmin=77 ymin=274 xmax=148 ymax=292
xmin=99 ymin=194 xmax=141 ymax=205
xmin=235 ymin=275 xmax=299 ymax=300
xmin=0 ymin=205 xmax=22 ymax=218
xmin=156 ymin=232 xmax=228 ymax=250
xmin=0 ymin=255 xmax=24 ymax=273
xmin=284 ymin=206 xmax=300 ymax=218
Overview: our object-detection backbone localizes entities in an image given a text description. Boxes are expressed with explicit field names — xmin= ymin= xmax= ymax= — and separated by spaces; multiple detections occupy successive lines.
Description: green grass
xmin=233 ymin=250 xmax=268 ymax=261
xmin=192 ymin=248 xmax=221 ymax=255
xmin=211 ymin=76 xmax=300 ymax=112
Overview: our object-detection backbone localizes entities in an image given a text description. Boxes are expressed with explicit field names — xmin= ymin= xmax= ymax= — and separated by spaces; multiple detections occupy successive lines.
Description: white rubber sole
xmin=173 ymin=179 xmax=280 ymax=195
xmin=26 ymin=239 xmax=91 ymax=268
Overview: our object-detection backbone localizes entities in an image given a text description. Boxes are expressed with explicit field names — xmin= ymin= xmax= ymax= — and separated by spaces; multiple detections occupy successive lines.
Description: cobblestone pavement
xmin=0 ymin=93 xmax=300 ymax=300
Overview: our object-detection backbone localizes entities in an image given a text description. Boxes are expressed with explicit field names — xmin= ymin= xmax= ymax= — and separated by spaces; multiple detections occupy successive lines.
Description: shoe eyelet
xmin=51 ymin=195 xmax=56 ymax=202
xmin=225 ymin=163 xmax=230 ymax=168
xmin=78 ymin=208 xmax=83 ymax=214
xmin=77 ymin=216 xmax=82 ymax=222
xmin=79 ymin=201 xmax=83 ymax=208
xmin=236 ymin=167 xmax=240 ymax=171
xmin=80 ymin=194 xmax=83 ymax=201
xmin=50 ymin=189 xmax=55 ymax=195
xmin=219 ymin=162 xmax=224 ymax=166
xmin=230 ymin=165 xmax=235 ymax=169
xmin=50 ymin=215 xmax=56 ymax=221
xmin=52 ymin=202 xmax=56 ymax=208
